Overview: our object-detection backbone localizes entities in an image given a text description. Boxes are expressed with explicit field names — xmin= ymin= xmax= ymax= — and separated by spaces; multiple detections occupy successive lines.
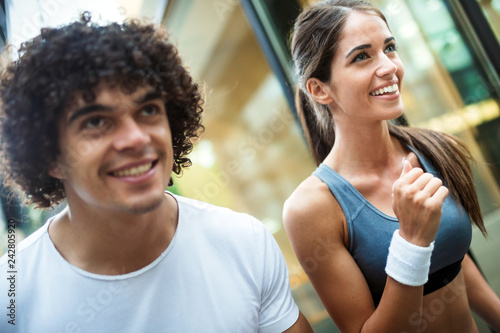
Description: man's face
xmin=50 ymin=83 xmax=174 ymax=215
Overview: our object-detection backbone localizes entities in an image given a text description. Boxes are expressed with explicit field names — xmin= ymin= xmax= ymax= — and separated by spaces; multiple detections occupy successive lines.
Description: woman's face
xmin=327 ymin=11 xmax=405 ymax=123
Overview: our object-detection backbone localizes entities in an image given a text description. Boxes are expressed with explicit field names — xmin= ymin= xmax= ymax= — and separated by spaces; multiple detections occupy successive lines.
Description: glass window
xmin=478 ymin=0 xmax=500 ymax=40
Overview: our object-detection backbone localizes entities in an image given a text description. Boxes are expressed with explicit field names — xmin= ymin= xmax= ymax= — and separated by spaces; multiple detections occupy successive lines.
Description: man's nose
xmin=112 ymin=117 xmax=151 ymax=151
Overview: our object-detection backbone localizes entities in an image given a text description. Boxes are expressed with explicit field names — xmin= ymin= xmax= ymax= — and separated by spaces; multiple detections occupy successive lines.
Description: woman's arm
xmin=462 ymin=253 xmax=500 ymax=331
xmin=284 ymin=178 xmax=423 ymax=333
xmin=283 ymin=161 xmax=447 ymax=333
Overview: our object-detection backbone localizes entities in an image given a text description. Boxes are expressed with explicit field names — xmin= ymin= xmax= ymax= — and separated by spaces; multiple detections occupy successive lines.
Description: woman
xmin=284 ymin=0 xmax=500 ymax=332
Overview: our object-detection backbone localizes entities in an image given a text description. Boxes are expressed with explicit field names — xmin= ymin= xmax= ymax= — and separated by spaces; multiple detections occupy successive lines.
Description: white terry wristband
xmin=385 ymin=229 xmax=434 ymax=287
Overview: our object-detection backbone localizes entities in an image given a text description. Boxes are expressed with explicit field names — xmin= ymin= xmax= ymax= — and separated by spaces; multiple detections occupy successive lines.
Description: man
xmin=0 ymin=14 xmax=312 ymax=332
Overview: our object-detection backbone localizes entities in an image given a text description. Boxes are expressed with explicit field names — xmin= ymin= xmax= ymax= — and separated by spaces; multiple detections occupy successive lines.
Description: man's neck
xmin=48 ymin=192 xmax=178 ymax=275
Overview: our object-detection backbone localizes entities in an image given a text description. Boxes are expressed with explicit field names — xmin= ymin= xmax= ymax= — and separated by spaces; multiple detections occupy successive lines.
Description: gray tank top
xmin=313 ymin=146 xmax=472 ymax=304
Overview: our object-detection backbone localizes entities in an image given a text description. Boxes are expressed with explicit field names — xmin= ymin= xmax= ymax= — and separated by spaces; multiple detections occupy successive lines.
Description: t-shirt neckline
xmin=45 ymin=191 xmax=182 ymax=281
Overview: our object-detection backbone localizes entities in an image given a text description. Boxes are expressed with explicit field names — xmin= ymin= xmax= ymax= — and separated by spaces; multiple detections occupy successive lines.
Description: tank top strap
xmin=312 ymin=163 xmax=367 ymax=223
xmin=406 ymin=144 xmax=437 ymax=175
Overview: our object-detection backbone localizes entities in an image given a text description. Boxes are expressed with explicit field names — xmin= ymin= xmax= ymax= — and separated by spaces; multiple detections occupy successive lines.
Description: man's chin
xmin=121 ymin=194 xmax=166 ymax=215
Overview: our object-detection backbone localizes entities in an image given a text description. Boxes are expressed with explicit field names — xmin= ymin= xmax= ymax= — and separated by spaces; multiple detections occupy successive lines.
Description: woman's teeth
xmin=370 ymin=83 xmax=399 ymax=96
xmin=112 ymin=163 xmax=153 ymax=177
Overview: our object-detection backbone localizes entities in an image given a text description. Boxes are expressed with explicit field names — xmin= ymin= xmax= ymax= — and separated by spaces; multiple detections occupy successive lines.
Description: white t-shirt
xmin=0 ymin=194 xmax=299 ymax=333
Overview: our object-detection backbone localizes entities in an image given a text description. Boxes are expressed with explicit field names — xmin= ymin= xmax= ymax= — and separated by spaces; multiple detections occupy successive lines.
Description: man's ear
xmin=307 ymin=78 xmax=334 ymax=105
xmin=48 ymin=162 xmax=64 ymax=180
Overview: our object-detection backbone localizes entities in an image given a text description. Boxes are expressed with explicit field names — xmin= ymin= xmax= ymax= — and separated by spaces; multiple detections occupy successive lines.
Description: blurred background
xmin=1 ymin=0 xmax=500 ymax=331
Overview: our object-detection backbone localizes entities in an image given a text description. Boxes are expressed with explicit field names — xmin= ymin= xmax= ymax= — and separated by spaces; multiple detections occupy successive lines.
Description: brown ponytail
xmin=295 ymin=88 xmax=335 ymax=165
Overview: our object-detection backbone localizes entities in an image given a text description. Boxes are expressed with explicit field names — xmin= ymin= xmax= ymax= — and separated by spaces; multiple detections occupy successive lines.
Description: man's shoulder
xmin=172 ymin=193 xmax=270 ymax=240
xmin=0 ymin=222 xmax=48 ymax=267
xmin=174 ymin=193 xmax=258 ymax=222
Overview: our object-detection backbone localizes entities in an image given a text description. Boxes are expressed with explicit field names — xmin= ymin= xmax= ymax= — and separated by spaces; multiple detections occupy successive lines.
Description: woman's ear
xmin=307 ymin=78 xmax=334 ymax=105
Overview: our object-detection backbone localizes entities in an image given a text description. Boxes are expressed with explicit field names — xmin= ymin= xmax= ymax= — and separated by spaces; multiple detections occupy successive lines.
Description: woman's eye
xmin=352 ymin=52 xmax=369 ymax=63
xmin=385 ymin=44 xmax=398 ymax=53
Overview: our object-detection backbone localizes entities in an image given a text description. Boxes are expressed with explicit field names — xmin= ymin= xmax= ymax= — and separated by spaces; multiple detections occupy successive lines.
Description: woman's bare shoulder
xmin=283 ymin=175 xmax=346 ymax=243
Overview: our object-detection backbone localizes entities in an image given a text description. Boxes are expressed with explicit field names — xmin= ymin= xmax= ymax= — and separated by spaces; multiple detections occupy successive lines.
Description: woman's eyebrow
xmin=345 ymin=37 xmax=395 ymax=59
xmin=346 ymin=43 xmax=371 ymax=58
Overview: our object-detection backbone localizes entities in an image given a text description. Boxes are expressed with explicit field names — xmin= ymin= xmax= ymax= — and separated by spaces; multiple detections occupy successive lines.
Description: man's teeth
xmin=370 ymin=83 xmax=399 ymax=96
xmin=113 ymin=163 xmax=153 ymax=177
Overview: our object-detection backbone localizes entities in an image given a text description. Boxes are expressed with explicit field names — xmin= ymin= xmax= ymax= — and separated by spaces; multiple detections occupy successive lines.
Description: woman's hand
xmin=391 ymin=158 xmax=449 ymax=247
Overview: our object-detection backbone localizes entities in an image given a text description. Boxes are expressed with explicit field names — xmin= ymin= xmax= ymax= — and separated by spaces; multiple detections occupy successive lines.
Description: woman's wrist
xmin=385 ymin=229 xmax=435 ymax=286
xmin=398 ymin=229 xmax=434 ymax=247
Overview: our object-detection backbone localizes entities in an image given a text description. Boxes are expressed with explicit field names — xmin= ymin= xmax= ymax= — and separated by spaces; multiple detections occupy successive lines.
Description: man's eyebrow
xmin=68 ymin=104 xmax=114 ymax=125
xmin=345 ymin=37 xmax=396 ymax=59
xmin=67 ymin=92 xmax=163 ymax=125
xmin=134 ymin=91 xmax=163 ymax=105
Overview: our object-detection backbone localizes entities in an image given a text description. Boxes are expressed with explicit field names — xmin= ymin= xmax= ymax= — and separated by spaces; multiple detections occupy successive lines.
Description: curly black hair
xmin=0 ymin=13 xmax=204 ymax=208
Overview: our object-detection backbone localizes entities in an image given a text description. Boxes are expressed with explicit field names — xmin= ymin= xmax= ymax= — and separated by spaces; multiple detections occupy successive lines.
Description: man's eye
xmin=140 ymin=105 xmax=159 ymax=116
xmin=85 ymin=117 xmax=106 ymax=129
xmin=352 ymin=52 xmax=369 ymax=63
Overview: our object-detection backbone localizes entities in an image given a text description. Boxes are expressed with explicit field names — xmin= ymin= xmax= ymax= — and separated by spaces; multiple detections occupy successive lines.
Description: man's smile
xmin=111 ymin=161 xmax=156 ymax=177
xmin=107 ymin=157 xmax=160 ymax=179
